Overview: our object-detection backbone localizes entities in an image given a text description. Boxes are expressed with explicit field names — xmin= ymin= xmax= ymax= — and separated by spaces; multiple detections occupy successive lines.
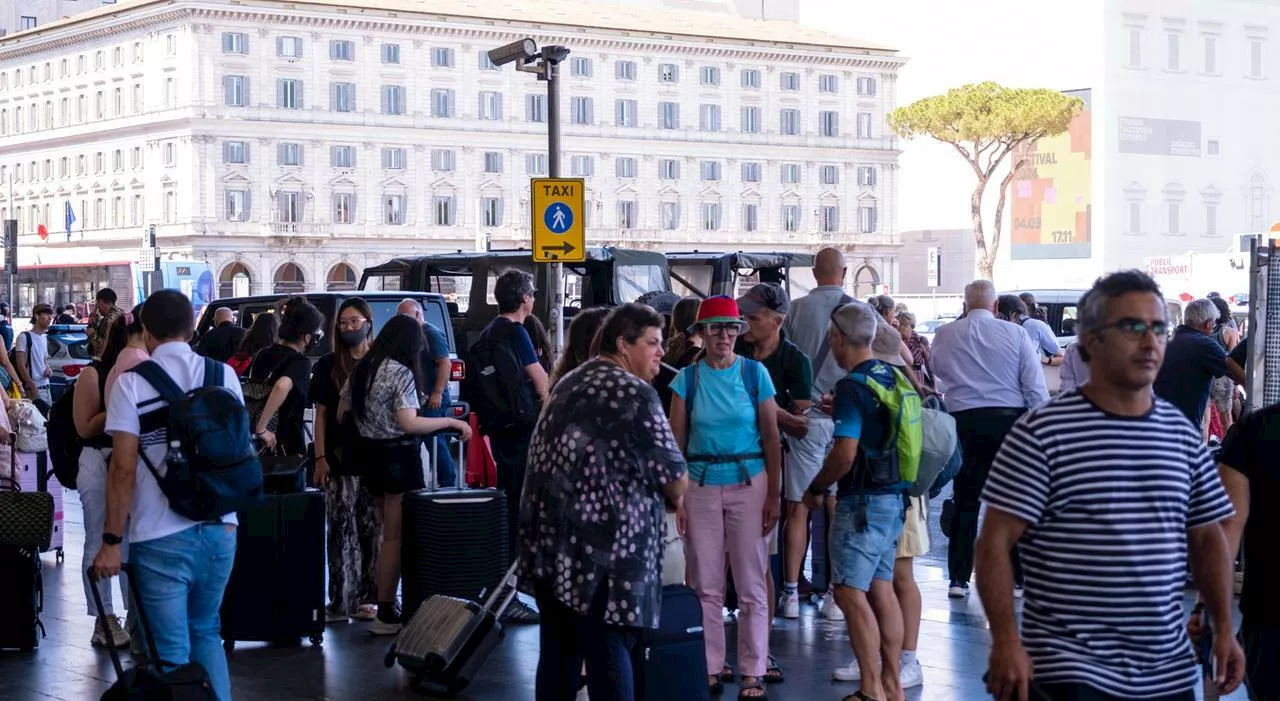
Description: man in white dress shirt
xmin=930 ymin=280 xmax=1049 ymax=599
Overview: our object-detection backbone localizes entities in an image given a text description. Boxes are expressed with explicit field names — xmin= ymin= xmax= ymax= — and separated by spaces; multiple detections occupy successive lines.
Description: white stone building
xmin=0 ymin=0 xmax=903 ymax=303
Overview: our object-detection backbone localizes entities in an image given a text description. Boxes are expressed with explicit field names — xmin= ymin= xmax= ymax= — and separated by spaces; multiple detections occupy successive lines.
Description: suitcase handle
xmin=425 ymin=429 xmax=467 ymax=493
xmin=478 ymin=560 xmax=521 ymax=618
xmin=88 ymin=565 xmax=172 ymax=677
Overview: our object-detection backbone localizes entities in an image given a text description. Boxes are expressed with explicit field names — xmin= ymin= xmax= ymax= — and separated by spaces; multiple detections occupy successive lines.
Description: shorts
xmin=360 ymin=437 xmax=425 ymax=497
xmin=896 ymin=496 xmax=929 ymax=559
xmin=830 ymin=493 xmax=905 ymax=592
xmin=783 ymin=411 xmax=836 ymax=503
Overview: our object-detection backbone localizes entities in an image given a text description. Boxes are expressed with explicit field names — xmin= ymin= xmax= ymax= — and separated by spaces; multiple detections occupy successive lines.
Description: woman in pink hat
xmin=669 ymin=295 xmax=782 ymax=700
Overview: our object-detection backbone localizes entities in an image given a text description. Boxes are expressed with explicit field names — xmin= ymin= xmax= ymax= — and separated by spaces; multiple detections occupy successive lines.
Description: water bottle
xmin=166 ymin=439 xmax=189 ymax=475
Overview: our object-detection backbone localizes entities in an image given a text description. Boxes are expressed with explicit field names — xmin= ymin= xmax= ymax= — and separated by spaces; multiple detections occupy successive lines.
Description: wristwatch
xmin=102 ymin=532 xmax=123 ymax=546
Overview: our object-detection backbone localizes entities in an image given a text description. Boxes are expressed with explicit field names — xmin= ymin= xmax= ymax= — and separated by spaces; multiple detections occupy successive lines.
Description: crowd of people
xmin=0 ymin=244 xmax=1273 ymax=701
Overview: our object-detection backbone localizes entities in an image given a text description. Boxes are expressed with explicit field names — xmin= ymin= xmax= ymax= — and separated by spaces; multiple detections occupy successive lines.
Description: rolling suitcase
xmin=401 ymin=434 xmax=508 ymax=620
xmin=14 ymin=449 xmax=64 ymax=562
xmin=637 ymin=584 xmax=710 ymax=701
xmin=385 ymin=560 xmax=519 ymax=697
xmin=220 ymin=488 xmax=326 ymax=650
xmin=0 ymin=544 xmax=43 ymax=651
xmin=91 ymin=567 xmax=215 ymax=700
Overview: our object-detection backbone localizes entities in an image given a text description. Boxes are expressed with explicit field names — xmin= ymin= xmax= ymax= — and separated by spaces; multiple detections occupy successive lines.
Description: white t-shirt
xmin=105 ymin=341 xmax=242 ymax=544
xmin=14 ymin=330 xmax=50 ymax=387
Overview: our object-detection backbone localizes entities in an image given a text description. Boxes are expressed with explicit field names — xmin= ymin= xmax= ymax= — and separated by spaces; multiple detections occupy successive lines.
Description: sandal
xmin=708 ymin=675 xmax=725 ymax=696
xmin=763 ymin=656 xmax=784 ymax=684
xmin=738 ymin=678 xmax=767 ymax=700
xmin=719 ymin=665 xmax=735 ymax=682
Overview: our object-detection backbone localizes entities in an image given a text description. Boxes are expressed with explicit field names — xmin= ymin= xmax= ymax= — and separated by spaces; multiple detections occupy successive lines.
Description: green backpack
xmin=849 ymin=366 xmax=923 ymax=488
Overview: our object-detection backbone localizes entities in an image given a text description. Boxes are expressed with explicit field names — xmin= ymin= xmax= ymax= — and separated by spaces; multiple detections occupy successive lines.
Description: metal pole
xmin=545 ymin=52 xmax=565 ymax=361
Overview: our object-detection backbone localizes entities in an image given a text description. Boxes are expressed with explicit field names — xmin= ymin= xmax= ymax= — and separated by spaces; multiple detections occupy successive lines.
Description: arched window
xmin=326 ymin=263 xmax=357 ymax=292
xmin=852 ymin=264 xmax=881 ymax=299
xmin=218 ymin=262 xmax=251 ymax=299
xmin=273 ymin=262 xmax=307 ymax=295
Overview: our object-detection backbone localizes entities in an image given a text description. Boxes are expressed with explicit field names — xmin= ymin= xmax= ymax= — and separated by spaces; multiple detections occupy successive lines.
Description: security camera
xmin=487 ymin=38 xmax=538 ymax=67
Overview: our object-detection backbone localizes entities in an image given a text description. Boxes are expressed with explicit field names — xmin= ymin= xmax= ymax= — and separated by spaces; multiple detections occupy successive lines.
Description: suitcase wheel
xmin=55 ymin=548 xmax=64 ymax=564
xmin=383 ymin=645 xmax=396 ymax=669
xmin=223 ymin=640 xmax=235 ymax=652
xmin=309 ymin=634 xmax=323 ymax=647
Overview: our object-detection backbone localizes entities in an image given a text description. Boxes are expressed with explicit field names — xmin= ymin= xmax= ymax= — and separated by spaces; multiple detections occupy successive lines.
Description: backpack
xmin=848 ymin=365 xmax=923 ymax=490
xmin=47 ymin=361 xmax=110 ymax=491
xmin=8 ymin=400 xmax=48 ymax=454
xmin=466 ymin=323 xmax=537 ymax=437
xmin=908 ymin=407 xmax=958 ymax=498
xmin=129 ymin=358 xmax=264 ymax=522
xmin=7 ymin=331 xmax=30 ymax=384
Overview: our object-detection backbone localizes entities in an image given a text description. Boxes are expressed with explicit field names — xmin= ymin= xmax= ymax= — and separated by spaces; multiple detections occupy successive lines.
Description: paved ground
xmin=0 ymin=489 xmax=1245 ymax=700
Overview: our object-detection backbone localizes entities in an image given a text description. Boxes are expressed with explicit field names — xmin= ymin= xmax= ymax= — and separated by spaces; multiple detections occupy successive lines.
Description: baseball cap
xmin=872 ymin=320 xmax=906 ymax=367
xmin=736 ymin=282 xmax=789 ymax=315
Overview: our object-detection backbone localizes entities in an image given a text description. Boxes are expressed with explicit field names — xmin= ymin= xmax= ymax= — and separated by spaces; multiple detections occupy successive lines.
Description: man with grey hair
xmin=1153 ymin=298 xmax=1244 ymax=429
xmin=930 ymin=279 xmax=1048 ymax=600
xmin=398 ymin=298 xmax=457 ymax=486
xmin=802 ymin=300 xmax=906 ymax=701
xmin=194 ymin=306 xmax=244 ymax=363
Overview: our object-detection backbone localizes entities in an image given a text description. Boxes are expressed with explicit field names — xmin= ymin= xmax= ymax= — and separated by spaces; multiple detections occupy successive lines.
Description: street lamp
xmin=489 ymin=37 xmax=571 ymax=358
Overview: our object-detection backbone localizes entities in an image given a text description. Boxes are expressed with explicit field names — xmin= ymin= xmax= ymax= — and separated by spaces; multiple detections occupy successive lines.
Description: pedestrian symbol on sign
xmin=544 ymin=204 xmax=573 ymax=234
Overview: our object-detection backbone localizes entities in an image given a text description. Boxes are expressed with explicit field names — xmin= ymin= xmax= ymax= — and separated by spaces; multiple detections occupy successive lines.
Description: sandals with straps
xmin=763 ymin=655 xmax=784 ymax=684
xmin=738 ymin=678 xmax=767 ymax=700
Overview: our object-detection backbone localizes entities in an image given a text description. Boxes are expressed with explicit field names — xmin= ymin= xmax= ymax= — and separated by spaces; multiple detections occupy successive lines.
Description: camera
xmin=487 ymin=38 xmax=538 ymax=67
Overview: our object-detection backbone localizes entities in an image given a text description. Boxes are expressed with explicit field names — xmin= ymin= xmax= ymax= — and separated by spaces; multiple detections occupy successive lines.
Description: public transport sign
xmin=530 ymin=177 xmax=586 ymax=263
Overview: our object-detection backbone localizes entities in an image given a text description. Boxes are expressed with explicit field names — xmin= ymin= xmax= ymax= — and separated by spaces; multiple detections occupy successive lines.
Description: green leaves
xmin=888 ymin=81 xmax=1082 ymax=149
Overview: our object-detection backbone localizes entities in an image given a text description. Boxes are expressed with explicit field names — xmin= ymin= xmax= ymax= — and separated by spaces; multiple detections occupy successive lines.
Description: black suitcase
xmin=91 ymin=567 xmax=216 ymax=700
xmin=637 ymin=585 xmax=710 ymax=701
xmin=385 ymin=560 xmax=520 ymax=697
xmin=0 ymin=544 xmax=43 ymax=651
xmin=220 ymin=488 xmax=326 ymax=650
xmin=401 ymin=435 xmax=508 ymax=619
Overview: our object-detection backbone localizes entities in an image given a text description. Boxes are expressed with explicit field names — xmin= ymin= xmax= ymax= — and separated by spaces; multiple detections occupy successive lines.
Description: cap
xmin=872 ymin=320 xmax=906 ymax=367
xmin=736 ymin=282 xmax=789 ymax=315
xmin=690 ymin=295 xmax=746 ymax=334
xmin=32 ymin=303 xmax=54 ymax=317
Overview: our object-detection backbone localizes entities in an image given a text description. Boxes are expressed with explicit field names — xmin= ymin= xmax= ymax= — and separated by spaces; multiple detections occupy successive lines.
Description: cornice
xmin=2 ymin=5 xmax=905 ymax=72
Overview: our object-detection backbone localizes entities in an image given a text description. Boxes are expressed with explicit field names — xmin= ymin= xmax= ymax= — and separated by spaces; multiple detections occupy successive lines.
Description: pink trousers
xmin=683 ymin=477 xmax=769 ymax=678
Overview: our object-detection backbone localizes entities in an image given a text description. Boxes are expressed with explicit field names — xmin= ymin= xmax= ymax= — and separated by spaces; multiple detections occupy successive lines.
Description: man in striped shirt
xmin=975 ymin=270 xmax=1244 ymax=701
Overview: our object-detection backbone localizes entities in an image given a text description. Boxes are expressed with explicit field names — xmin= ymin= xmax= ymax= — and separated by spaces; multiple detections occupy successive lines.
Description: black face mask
xmin=339 ymin=327 xmax=368 ymax=346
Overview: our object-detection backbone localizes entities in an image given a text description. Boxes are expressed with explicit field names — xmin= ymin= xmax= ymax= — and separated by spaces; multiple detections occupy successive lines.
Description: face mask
xmin=339 ymin=327 xmax=368 ymax=346
xmin=306 ymin=332 xmax=323 ymax=352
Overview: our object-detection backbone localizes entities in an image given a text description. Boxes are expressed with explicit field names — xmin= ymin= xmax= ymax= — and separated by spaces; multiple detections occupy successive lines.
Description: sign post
xmin=141 ymin=224 xmax=161 ymax=297
xmin=3 ymin=219 xmax=16 ymax=312
xmin=926 ymin=246 xmax=941 ymax=289
xmin=531 ymin=178 xmax=585 ymax=264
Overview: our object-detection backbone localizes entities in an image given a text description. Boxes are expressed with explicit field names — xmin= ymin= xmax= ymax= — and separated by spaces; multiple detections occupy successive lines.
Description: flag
xmin=64 ymin=201 xmax=75 ymax=241
xmin=37 ymin=224 xmax=47 ymax=241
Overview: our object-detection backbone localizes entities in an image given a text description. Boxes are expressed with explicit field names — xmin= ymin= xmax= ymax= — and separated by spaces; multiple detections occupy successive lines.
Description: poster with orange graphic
xmin=1010 ymin=88 xmax=1092 ymax=260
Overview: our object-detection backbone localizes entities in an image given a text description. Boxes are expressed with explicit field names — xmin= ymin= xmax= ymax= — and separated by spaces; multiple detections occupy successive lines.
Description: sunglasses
xmin=1098 ymin=318 xmax=1169 ymax=341
xmin=703 ymin=323 xmax=742 ymax=337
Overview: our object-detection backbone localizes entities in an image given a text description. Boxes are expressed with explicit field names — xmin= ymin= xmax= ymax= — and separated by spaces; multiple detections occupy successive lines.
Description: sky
xmin=797 ymin=0 xmax=1102 ymax=233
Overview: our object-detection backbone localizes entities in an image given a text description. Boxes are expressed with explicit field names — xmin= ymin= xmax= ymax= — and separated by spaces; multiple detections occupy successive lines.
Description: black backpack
xmin=46 ymin=361 xmax=109 ymax=490
xmin=129 ymin=358 xmax=264 ymax=522
xmin=466 ymin=323 xmax=537 ymax=438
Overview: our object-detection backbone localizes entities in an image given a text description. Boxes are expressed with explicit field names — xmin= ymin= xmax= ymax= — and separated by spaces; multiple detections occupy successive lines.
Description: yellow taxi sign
xmin=531 ymin=177 xmax=586 ymax=263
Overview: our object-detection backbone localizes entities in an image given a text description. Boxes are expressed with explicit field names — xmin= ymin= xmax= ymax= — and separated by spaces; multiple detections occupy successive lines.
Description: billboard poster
xmin=1118 ymin=117 xmax=1201 ymax=156
xmin=1011 ymin=88 xmax=1092 ymax=260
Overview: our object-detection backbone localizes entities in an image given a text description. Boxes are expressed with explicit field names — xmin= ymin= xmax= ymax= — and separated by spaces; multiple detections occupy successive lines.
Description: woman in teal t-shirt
xmin=670 ymin=295 xmax=782 ymax=699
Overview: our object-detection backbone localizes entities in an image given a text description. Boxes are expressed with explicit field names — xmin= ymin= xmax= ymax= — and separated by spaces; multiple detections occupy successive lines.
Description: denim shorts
xmin=830 ymin=493 xmax=905 ymax=592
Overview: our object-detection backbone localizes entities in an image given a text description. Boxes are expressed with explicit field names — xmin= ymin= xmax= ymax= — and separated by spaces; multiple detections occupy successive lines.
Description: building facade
xmin=0 ymin=0 xmax=903 ymax=305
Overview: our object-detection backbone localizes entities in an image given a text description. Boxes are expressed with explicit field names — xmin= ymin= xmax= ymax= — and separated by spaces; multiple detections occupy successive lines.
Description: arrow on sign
xmin=541 ymin=242 xmax=576 ymax=256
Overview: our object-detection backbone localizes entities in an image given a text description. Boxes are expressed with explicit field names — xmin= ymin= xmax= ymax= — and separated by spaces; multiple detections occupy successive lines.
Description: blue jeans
xmin=534 ymin=580 xmax=637 ymax=701
xmin=422 ymin=394 xmax=456 ymax=488
xmin=128 ymin=523 xmax=237 ymax=701
xmin=830 ymin=493 xmax=905 ymax=592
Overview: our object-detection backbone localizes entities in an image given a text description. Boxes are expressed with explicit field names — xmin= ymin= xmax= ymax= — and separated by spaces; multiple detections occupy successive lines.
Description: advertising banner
xmin=1011 ymin=89 xmax=1092 ymax=260
xmin=1118 ymin=117 xmax=1201 ymax=157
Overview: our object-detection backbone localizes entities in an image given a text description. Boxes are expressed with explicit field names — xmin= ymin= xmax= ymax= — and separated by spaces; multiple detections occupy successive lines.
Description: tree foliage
xmin=889 ymin=82 xmax=1083 ymax=280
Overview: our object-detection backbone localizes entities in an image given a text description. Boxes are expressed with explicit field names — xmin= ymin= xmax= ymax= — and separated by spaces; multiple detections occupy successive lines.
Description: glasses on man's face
xmin=1101 ymin=318 xmax=1169 ymax=341
xmin=337 ymin=317 xmax=367 ymax=330
xmin=704 ymin=323 xmax=741 ymax=337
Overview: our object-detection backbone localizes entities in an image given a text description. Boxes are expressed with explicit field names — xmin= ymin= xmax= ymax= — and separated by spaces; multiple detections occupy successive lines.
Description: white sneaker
xmin=948 ymin=582 xmax=970 ymax=599
xmin=778 ymin=592 xmax=800 ymax=619
xmin=92 ymin=617 xmax=131 ymax=649
xmin=833 ymin=658 xmax=861 ymax=681
xmin=900 ymin=658 xmax=924 ymax=688
xmin=369 ymin=619 xmax=403 ymax=636
xmin=820 ymin=594 xmax=845 ymax=621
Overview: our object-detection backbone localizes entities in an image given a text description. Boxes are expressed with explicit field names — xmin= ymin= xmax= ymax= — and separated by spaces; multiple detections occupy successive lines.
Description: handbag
xmin=8 ymin=401 xmax=48 ymax=454
xmin=0 ymin=449 xmax=54 ymax=551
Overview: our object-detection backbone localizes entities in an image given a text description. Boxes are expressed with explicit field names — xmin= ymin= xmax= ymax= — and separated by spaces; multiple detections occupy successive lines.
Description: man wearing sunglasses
xmin=977 ymin=270 xmax=1244 ymax=701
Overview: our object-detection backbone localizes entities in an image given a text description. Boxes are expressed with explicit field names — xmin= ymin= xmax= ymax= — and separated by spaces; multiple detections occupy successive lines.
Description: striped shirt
xmin=982 ymin=391 xmax=1234 ymax=699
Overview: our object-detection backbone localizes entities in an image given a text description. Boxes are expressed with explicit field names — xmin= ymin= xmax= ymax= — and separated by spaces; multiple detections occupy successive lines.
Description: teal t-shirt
xmin=671 ymin=357 xmax=776 ymax=485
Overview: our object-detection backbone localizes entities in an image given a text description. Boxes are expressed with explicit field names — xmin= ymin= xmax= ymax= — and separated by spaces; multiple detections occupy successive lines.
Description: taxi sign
xmin=531 ymin=177 xmax=585 ymax=263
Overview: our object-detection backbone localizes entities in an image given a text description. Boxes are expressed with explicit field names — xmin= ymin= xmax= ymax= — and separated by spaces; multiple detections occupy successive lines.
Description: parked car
xmin=43 ymin=324 xmax=92 ymax=402
xmin=192 ymin=291 xmax=465 ymax=417
xmin=914 ymin=319 xmax=948 ymax=343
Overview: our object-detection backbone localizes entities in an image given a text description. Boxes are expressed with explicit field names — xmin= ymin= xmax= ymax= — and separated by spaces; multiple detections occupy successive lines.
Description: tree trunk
xmin=986 ymin=163 xmax=1022 ymax=284
xmin=971 ymin=177 xmax=991 ymax=280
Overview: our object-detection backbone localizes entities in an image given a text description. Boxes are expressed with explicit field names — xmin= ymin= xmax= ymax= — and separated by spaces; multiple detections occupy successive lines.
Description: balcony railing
xmin=487 ymin=226 xmax=899 ymax=248
xmin=267 ymin=221 xmax=331 ymax=237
